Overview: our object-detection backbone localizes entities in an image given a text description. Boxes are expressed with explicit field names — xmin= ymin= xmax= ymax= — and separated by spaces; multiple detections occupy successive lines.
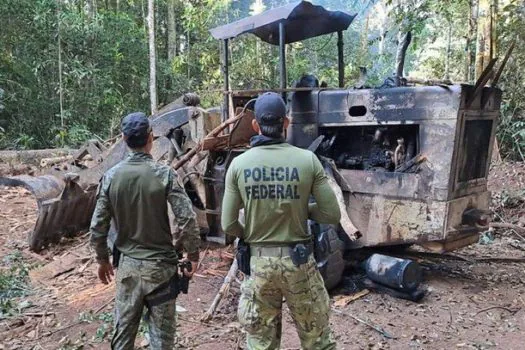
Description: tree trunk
xmin=86 ymin=0 xmax=96 ymax=19
xmin=465 ymin=0 xmax=478 ymax=82
xmin=444 ymin=21 xmax=452 ymax=79
xmin=141 ymin=0 xmax=146 ymax=32
xmin=360 ymin=15 xmax=369 ymax=65
xmin=475 ymin=0 xmax=490 ymax=79
xmin=490 ymin=0 xmax=497 ymax=59
xmin=379 ymin=28 xmax=386 ymax=55
xmin=148 ymin=0 xmax=158 ymax=114
xmin=57 ymin=0 xmax=65 ymax=128
xmin=167 ymin=0 xmax=177 ymax=62
xmin=395 ymin=31 xmax=412 ymax=79
xmin=186 ymin=31 xmax=190 ymax=80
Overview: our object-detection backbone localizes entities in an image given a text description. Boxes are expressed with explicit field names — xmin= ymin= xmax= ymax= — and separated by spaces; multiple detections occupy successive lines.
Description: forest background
xmin=0 ymin=0 xmax=523 ymax=159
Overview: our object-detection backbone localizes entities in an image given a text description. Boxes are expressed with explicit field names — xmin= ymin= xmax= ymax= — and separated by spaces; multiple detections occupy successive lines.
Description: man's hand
xmin=98 ymin=261 xmax=114 ymax=284
xmin=182 ymin=260 xmax=198 ymax=279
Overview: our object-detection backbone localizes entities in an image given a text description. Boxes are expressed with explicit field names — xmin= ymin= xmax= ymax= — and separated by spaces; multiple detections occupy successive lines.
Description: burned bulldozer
xmin=0 ymin=1 xmax=505 ymax=289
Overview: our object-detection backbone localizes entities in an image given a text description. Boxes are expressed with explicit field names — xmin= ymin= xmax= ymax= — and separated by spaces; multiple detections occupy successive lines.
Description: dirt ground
xmin=1 ymin=161 xmax=525 ymax=350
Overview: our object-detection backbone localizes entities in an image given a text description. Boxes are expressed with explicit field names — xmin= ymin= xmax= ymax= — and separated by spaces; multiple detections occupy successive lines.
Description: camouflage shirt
xmin=90 ymin=152 xmax=200 ymax=264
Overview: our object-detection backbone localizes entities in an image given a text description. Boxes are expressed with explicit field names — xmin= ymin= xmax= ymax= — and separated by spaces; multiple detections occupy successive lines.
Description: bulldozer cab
xmin=210 ymin=0 xmax=356 ymax=119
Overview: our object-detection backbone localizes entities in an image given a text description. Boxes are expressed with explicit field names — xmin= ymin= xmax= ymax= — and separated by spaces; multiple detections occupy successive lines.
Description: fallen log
xmin=0 ymin=149 xmax=76 ymax=166
xmin=200 ymin=257 xmax=239 ymax=323
xmin=0 ymin=163 xmax=36 ymax=177
xmin=40 ymin=155 xmax=73 ymax=168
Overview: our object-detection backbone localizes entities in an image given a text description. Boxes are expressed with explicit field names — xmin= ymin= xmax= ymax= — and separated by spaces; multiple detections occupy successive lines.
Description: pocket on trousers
xmin=238 ymin=278 xmax=258 ymax=333
xmin=143 ymin=262 xmax=176 ymax=284
xmin=309 ymin=269 xmax=331 ymax=325
xmin=116 ymin=261 xmax=134 ymax=284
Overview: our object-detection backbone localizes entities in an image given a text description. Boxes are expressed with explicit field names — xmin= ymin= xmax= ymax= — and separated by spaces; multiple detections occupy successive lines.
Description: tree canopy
xmin=0 ymin=0 xmax=523 ymax=159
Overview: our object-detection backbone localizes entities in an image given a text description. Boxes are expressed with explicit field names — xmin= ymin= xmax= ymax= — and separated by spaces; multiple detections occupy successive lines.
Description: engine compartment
xmin=318 ymin=125 xmax=419 ymax=172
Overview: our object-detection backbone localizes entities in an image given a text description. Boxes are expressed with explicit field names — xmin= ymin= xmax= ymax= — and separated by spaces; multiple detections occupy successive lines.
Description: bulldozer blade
xmin=0 ymin=174 xmax=96 ymax=252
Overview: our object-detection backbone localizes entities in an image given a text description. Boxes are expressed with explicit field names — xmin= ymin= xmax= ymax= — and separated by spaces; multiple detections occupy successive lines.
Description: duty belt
xmin=250 ymin=243 xmax=313 ymax=258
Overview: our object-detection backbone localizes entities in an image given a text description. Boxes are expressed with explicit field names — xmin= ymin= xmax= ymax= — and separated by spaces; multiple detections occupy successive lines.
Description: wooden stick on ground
xmin=332 ymin=308 xmax=396 ymax=339
xmin=200 ymin=258 xmax=238 ymax=323
xmin=490 ymin=222 xmax=525 ymax=233
xmin=94 ymin=296 xmax=115 ymax=314
xmin=490 ymin=222 xmax=525 ymax=241
xmin=195 ymin=245 xmax=210 ymax=273
xmin=474 ymin=305 xmax=521 ymax=316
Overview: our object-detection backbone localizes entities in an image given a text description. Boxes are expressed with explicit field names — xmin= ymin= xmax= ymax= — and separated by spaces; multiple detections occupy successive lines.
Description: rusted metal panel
xmin=339 ymin=169 xmax=433 ymax=201
xmin=311 ymin=87 xmax=463 ymax=203
xmin=0 ymin=174 xmax=96 ymax=252
xmin=444 ymin=191 xmax=491 ymax=237
xmin=30 ymin=189 xmax=96 ymax=251
xmin=0 ymin=175 xmax=64 ymax=204
xmin=420 ymin=233 xmax=480 ymax=253
xmin=316 ymin=86 xmax=463 ymax=124
xmin=449 ymin=113 xmax=499 ymax=199
xmin=347 ymin=193 xmax=446 ymax=248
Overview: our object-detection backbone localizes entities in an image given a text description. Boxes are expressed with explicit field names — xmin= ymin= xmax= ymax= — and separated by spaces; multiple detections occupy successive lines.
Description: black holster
xmin=237 ymin=240 xmax=251 ymax=276
xmin=112 ymin=245 xmax=121 ymax=269
xmin=144 ymin=260 xmax=192 ymax=308
xmin=289 ymin=243 xmax=311 ymax=267
xmin=178 ymin=260 xmax=192 ymax=294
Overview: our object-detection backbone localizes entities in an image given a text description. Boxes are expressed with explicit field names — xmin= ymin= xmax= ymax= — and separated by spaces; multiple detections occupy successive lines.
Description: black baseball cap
xmin=254 ymin=92 xmax=286 ymax=125
xmin=121 ymin=112 xmax=151 ymax=148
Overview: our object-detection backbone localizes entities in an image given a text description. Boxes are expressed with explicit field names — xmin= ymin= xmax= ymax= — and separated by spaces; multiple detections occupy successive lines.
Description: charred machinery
xmin=0 ymin=1 xmax=504 ymax=289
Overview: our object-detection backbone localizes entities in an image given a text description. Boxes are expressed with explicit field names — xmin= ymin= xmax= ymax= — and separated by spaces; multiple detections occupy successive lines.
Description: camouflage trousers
xmin=238 ymin=254 xmax=336 ymax=350
xmin=111 ymin=255 xmax=178 ymax=350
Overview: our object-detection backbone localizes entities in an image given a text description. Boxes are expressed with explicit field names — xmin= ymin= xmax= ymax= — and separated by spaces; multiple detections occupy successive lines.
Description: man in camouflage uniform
xmin=221 ymin=93 xmax=341 ymax=350
xmin=90 ymin=112 xmax=200 ymax=350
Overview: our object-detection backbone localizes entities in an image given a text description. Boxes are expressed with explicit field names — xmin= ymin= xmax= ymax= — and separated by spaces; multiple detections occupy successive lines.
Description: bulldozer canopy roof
xmin=209 ymin=1 xmax=356 ymax=45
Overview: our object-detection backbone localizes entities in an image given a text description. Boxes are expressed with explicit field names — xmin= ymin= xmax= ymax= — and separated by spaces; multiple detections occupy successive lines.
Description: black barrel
xmin=365 ymin=254 xmax=422 ymax=291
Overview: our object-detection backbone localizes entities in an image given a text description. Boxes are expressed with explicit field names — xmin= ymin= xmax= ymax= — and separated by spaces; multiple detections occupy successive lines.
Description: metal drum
xmin=365 ymin=253 xmax=422 ymax=291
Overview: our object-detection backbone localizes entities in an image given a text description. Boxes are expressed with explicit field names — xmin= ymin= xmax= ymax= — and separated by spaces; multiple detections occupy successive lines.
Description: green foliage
xmin=0 ymin=0 xmax=150 ymax=149
xmin=0 ymin=0 xmax=524 ymax=159
xmin=0 ymin=251 xmax=32 ymax=318
xmin=496 ymin=0 xmax=525 ymax=160
xmin=77 ymin=310 xmax=114 ymax=342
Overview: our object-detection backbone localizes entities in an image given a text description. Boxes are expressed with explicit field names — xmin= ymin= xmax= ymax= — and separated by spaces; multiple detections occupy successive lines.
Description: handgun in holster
xmin=236 ymin=239 xmax=251 ymax=276
xmin=178 ymin=260 xmax=192 ymax=294
xmin=112 ymin=245 xmax=121 ymax=269
xmin=144 ymin=260 xmax=193 ymax=309
xmin=290 ymin=243 xmax=311 ymax=267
